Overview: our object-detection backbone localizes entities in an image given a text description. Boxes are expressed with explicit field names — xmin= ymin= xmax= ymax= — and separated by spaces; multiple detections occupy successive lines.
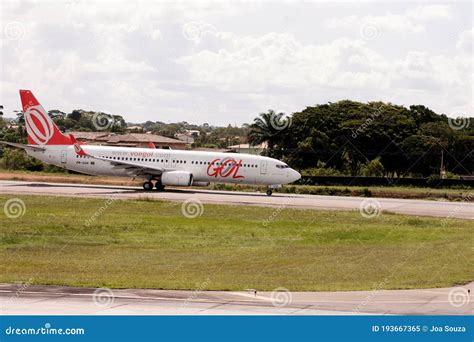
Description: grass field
xmin=1 ymin=195 xmax=472 ymax=291
xmin=1 ymin=169 xmax=472 ymax=201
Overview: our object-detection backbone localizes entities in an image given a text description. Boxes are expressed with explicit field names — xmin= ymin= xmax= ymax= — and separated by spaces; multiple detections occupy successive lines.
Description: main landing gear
xmin=142 ymin=180 xmax=165 ymax=192
xmin=143 ymin=181 xmax=153 ymax=191
xmin=266 ymin=189 xmax=273 ymax=196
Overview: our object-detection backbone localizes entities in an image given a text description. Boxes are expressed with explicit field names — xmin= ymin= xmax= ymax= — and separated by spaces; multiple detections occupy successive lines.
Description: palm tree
xmin=248 ymin=110 xmax=290 ymax=151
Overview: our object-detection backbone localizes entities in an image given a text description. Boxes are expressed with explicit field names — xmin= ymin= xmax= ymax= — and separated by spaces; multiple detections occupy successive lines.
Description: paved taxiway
xmin=1 ymin=283 xmax=472 ymax=315
xmin=0 ymin=180 xmax=472 ymax=219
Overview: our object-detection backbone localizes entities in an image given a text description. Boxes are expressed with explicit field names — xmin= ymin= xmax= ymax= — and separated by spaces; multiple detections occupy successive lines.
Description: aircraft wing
xmin=0 ymin=141 xmax=46 ymax=151
xmin=70 ymin=135 xmax=172 ymax=178
xmin=91 ymin=154 xmax=169 ymax=177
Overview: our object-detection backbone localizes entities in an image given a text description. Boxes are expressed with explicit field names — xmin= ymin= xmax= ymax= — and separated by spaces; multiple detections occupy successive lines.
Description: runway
xmin=0 ymin=282 xmax=472 ymax=315
xmin=0 ymin=180 xmax=473 ymax=219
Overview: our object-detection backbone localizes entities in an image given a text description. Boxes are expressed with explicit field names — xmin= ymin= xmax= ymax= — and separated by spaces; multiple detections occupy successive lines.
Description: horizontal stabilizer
xmin=0 ymin=141 xmax=46 ymax=151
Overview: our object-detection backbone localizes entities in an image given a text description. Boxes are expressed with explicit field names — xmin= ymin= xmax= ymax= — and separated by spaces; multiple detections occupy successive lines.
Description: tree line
xmin=249 ymin=101 xmax=473 ymax=177
xmin=0 ymin=100 xmax=472 ymax=178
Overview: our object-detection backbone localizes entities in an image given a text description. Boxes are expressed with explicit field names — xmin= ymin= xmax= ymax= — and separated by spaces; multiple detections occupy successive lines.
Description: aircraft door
xmin=260 ymin=161 xmax=267 ymax=174
xmin=60 ymin=149 xmax=67 ymax=165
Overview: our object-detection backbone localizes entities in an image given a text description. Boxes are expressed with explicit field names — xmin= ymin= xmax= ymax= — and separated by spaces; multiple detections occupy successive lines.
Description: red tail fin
xmin=20 ymin=90 xmax=72 ymax=145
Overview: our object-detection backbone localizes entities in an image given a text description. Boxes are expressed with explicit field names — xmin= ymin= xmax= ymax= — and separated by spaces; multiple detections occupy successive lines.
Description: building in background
xmin=174 ymin=133 xmax=195 ymax=144
xmin=227 ymin=143 xmax=267 ymax=155
xmin=67 ymin=131 xmax=189 ymax=149
xmin=67 ymin=131 xmax=111 ymax=145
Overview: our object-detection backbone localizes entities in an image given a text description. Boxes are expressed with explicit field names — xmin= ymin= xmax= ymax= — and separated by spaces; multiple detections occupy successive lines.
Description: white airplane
xmin=0 ymin=90 xmax=301 ymax=195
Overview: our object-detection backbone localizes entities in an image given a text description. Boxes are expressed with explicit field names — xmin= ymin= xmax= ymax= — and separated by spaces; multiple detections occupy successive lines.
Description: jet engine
xmin=161 ymin=171 xmax=193 ymax=186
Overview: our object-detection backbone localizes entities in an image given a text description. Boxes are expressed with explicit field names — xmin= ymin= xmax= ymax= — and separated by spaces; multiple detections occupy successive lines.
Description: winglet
xmin=70 ymin=134 xmax=88 ymax=156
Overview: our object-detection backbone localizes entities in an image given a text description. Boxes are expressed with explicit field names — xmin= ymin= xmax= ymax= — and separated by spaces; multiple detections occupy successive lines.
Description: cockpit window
xmin=276 ymin=164 xmax=290 ymax=169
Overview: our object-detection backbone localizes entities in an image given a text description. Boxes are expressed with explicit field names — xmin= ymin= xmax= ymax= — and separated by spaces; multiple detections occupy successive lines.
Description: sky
xmin=0 ymin=0 xmax=472 ymax=125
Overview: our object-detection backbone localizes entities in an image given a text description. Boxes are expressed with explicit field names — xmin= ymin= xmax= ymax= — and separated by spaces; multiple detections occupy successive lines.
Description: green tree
xmin=360 ymin=158 xmax=385 ymax=177
xmin=248 ymin=110 xmax=290 ymax=153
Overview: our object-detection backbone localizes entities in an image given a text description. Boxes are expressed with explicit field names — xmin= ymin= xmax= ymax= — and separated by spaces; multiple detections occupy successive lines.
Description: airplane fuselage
xmin=26 ymin=145 xmax=301 ymax=186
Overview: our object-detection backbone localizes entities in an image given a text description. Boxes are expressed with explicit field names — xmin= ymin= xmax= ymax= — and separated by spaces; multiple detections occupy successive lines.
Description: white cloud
xmin=325 ymin=4 xmax=453 ymax=34
xmin=456 ymin=28 xmax=473 ymax=52
xmin=0 ymin=1 xmax=471 ymax=124
xmin=179 ymin=33 xmax=391 ymax=90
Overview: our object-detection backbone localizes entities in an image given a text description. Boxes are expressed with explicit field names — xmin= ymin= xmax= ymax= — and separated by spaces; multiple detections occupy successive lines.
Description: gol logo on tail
xmin=24 ymin=106 xmax=54 ymax=145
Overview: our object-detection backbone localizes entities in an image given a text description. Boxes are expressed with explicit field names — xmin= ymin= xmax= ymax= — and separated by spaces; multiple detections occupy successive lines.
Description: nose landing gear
xmin=266 ymin=184 xmax=281 ymax=196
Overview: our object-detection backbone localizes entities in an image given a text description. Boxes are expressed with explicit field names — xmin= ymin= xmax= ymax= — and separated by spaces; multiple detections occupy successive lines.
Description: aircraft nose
xmin=290 ymin=169 xmax=301 ymax=183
